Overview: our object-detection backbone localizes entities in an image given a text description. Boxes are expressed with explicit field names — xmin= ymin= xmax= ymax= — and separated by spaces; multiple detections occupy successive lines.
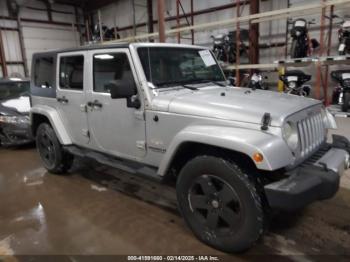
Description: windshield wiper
xmin=155 ymin=80 xmax=198 ymax=90
xmin=186 ymin=79 xmax=227 ymax=87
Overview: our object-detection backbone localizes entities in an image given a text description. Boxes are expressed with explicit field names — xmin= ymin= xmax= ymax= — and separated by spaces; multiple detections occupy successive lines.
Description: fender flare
xmin=157 ymin=125 xmax=293 ymax=175
xmin=30 ymin=105 xmax=72 ymax=145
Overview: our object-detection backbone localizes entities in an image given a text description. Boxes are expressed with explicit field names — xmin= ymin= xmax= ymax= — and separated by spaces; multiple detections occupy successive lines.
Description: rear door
xmin=56 ymin=52 xmax=89 ymax=146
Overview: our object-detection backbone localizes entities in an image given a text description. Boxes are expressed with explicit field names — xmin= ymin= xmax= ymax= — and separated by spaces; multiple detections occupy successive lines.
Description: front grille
xmin=297 ymin=112 xmax=326 ymax=158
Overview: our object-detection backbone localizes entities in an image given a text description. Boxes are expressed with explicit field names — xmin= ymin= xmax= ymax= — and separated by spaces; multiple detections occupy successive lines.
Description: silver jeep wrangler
xmin=30 ymin=43 xmax=350 ymax=253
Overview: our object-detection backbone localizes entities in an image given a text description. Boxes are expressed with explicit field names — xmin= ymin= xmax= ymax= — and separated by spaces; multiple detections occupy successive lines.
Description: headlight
xmin=321 ymin=108 xmax=337 ymax=129
xmin=0 ymin=115 xmax=30 ymax=124
xmin=288 ymin=81 xmax=297 ymax=89
xmin=282 ymin=122 xmax=299 ymax=151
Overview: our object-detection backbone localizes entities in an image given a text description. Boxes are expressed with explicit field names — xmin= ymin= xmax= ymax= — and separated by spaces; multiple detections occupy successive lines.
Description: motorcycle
xmin=211 ymin=30 xmax=248 ymax=63
xmin=338 ymin=17 xmax=350 ymax=55
xmin=290 ymin=18 xmax=319 ymax=58
xmin=91 ymin=24 xmax=119 ymax=42
xmin=331 ymin=70 xmax=350 ymax=112
xmin=248 ymin=73 xmax=269 ymax=90
xmin=279 ymin=70 xmax=312 ymax=96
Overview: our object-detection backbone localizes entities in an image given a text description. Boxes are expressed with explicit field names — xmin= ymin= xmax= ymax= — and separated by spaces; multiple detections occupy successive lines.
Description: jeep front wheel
xmin=176 ymin=155 xmax=264 ymax=253
xmin=36 ymin=123 xmax=73 ymax=174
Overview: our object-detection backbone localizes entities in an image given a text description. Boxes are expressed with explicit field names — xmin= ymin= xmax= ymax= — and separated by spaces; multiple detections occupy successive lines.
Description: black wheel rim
xmin=188 ymin=174 xmax=242 ymax=235
xmin=38 ymin=131 xmax=56 ymax=168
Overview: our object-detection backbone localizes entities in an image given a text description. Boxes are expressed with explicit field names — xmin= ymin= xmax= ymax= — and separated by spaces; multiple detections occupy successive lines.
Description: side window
xmin=59 ymin=55 xmax=84 ymax=90
xmin=34 ymin=56 xmax=54 ymax=88
xmin=93 ymin=53 xmax=135 ymax=93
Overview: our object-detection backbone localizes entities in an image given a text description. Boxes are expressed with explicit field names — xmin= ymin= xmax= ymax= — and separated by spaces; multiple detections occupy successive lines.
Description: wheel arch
xmin=157 ymin=125 xmax=293 ymax=177
xmin=30 ymin=106 xmax=72 ymax=145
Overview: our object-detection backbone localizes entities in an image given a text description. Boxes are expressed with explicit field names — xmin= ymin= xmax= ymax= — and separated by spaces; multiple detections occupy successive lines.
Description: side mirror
xmin=106 ymin=82 xmax=140 ymax=109
xmin=228 ymin=76 xmax=236 ymax=86
xmin=106 ymin=82 xmax=136 ymax=99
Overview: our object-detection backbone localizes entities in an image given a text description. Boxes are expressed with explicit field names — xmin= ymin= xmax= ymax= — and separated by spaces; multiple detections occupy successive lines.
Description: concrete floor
xmin=0 ymin=118 xmax=350 ymax=259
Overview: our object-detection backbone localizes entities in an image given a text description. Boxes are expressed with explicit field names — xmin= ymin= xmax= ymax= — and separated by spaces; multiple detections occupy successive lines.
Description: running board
xmin=64 ymin=146 xmax=162 ymax=182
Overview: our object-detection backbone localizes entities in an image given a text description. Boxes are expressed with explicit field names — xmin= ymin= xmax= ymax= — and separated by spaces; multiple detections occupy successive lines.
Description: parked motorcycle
xmin=248 ymin=73 xmax=269 ymax=90
xmin=91 ymin=24 xmax=119 ymax=42
xmin=290 ymin=18 xmax=319 ymax=58
xmin=331 ymin=70 xmax=350 ymax=112
xmin=279 ymin=70 xmax=312 ymax=96
xmin=338 ymin=18 xmax=350 ymax=55
xmin=211 ymin=30 xmax=248 ymax=63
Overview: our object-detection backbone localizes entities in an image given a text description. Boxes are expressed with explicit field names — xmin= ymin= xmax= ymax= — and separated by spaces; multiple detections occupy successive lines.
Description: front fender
xmin=158 ymin=125 xmax=293 ymax=175
xmin=30 ymin=105 xmax=72 ymax=145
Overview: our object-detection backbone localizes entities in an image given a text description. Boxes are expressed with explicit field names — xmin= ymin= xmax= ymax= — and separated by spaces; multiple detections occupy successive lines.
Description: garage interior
xmin=1 ymin=0 xmax=350 ymax=259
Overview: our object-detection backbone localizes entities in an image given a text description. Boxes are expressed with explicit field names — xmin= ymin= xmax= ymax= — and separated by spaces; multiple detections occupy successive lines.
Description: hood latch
xmin=261 ymin=113 xmax=271 ymax=131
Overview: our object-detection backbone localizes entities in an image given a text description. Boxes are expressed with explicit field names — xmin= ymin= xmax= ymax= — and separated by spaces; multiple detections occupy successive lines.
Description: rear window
xmin=34 ymin=56 xmax=54 ymax=89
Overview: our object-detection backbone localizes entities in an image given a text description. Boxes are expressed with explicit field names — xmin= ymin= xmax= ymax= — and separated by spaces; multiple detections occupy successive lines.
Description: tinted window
xmin=137 ymin=47 xmax=225 ymax=88
xmin=59 ymin=56 xmax=84 ymax=90
xmin=0 ymin=81 xmax=30 ymax=100
xmin=34 ymin=56 xmax=54 ymax=88
xmin=93 ymin=53 xmax=135 ymax=93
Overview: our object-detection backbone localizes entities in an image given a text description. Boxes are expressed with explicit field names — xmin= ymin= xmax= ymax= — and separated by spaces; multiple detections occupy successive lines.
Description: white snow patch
xmin=1 ymin=96 xmax=30 ymax=113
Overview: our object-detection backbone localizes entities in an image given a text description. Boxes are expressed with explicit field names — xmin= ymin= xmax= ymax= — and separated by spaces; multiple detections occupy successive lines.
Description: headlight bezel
xmin=282 ymin=121 xmax=299 ymax=152
xmin=0 ymin=115 xmax=30 ymax=124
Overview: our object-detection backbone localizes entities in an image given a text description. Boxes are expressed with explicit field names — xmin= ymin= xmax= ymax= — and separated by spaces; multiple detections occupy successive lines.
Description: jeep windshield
xmin=137 ymin=47 xmax=226 ymax=88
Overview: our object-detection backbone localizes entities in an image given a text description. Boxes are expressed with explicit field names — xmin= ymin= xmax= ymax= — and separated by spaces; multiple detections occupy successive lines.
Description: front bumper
xmin=264 ymin=135 xmax=350 ymax=211
xmin=0 ymin=122 xmax=33 ymax=146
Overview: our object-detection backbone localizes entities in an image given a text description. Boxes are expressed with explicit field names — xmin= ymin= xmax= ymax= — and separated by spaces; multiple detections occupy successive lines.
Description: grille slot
xmin=297 ymin=112 xmax=325 ymax=158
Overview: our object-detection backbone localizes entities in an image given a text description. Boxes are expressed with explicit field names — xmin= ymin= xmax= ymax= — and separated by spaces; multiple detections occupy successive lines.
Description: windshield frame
xmin=134 ymin=45 xmax=226 ymax=90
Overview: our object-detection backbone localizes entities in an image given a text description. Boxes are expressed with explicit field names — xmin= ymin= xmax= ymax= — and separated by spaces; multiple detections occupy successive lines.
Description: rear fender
xmin=30 ymin=105 xmax=72 ymax=145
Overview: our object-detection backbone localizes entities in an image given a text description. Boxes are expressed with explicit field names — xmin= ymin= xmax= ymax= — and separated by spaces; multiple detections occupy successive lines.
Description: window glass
xmin=0 ymin=81 xmax=30 ymax=100
xmin=34 ymin=56 xmax=54 ymax=88
xmin=93 ymin=53 xmax=135 ymax=93
xmin=59 ymin=55 xmax=84 ymax=90
xmin=137 ymin=47 xmax=225 ymax=88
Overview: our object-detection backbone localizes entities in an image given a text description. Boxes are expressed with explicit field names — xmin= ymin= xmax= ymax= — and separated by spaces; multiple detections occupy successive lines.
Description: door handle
xmin=87 ymin=100 xmax=103 ymax=109
xmin=57 ymin=96 xmax=69 ymax=104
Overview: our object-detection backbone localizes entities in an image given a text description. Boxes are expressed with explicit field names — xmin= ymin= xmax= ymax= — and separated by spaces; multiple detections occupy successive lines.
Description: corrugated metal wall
xmin=0 ymin=0 xmax=81 ymax=78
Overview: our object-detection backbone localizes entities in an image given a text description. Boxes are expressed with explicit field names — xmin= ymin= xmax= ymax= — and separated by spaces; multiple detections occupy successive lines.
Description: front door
xmin=56 ymin=52 xmax=89 ymax=146
xmin=86 ymin=49 xmax=146 ymax=160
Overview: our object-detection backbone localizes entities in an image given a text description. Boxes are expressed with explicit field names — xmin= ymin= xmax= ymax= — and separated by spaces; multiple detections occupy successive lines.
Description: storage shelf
xmin=220 ymin=55 xmax=350 ymax=71
xmin=327 ymin=104 xmax=350 ymax=117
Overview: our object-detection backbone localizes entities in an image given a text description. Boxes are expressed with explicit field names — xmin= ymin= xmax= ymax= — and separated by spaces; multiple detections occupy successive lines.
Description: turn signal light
xmin=253 ymin=153 xmax=264 ymax=163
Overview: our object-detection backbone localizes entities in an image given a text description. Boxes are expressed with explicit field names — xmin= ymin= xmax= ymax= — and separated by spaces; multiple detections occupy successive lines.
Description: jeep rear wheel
xmin=176 ymin=155 xmax=264 ymax=253
xmin=36 ymin=123 xmax=73 ymax=174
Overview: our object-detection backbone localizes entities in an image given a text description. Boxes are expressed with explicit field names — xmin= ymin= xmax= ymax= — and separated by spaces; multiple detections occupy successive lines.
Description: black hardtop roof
xmin=33 ymin=43 xmax=130 ymax=56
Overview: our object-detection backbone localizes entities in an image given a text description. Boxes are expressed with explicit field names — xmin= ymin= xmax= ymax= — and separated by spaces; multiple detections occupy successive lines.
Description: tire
xmin=36 ymin=123 xmax=73 ymax=174
xmin=342 ymin=92 xmax=350 ymax=112
xmin=176 ymin=155 xmax=264 ymax=253
xmin=290 ymin=40 xmax=297 ymax=58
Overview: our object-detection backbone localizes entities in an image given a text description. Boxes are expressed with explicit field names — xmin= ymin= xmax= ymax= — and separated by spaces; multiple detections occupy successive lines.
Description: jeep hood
xmin=151 ymin=86 xmax=321 ymax=127
xmin=0 ymin=96 xmax=30 ymax=116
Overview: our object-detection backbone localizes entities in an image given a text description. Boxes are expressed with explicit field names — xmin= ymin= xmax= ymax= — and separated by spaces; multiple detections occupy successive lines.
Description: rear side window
xmin=34 ymin=56 xmax=54 ymax=88
xmin=59 ymin=55 xmax=84 ymax=90
xmin=93 ymin=53 xmax=135 ymax=93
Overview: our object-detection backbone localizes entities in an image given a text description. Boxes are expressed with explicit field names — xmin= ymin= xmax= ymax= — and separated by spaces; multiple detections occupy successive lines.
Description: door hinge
xmin=82 ymin=129 xmax=90 ymax=137
xmin=134 ymin=110 xmax=145 ymax=121
xmin=136 ymin=140 xmax=146 ymax=151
